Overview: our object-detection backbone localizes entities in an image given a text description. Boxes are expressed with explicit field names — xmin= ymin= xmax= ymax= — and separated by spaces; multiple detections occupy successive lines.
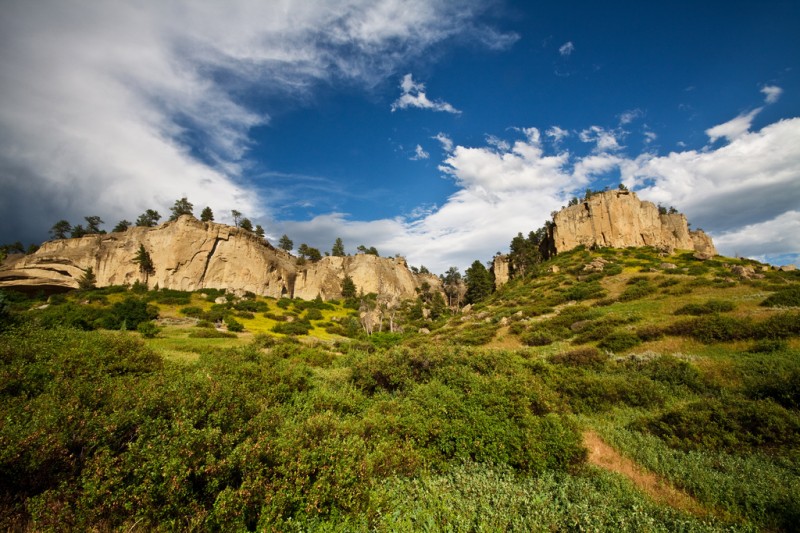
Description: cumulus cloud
xmin=272 ymin=116 xmax=800 ymax=272
xmin=579 ymin=126 xmax=622 ymax=152
xmin=559 ymin=41 xmax=575 ymax=56
xmin=619 ymin=108 xmax=643 ymax=125
xmin=761 ymin=85 xmax=783 ymax=104
xmin=546 ymin=126 xmax=570 ymax=143
xmin=411 ymin=144 xmax=430 ymax=160
xmin=391 ymin=73 xmax=460 ymax=113
xmin=0 ymin=0 xmax=506 ymax=244
xmin=705 ymin=108 xmax=762 ymax=143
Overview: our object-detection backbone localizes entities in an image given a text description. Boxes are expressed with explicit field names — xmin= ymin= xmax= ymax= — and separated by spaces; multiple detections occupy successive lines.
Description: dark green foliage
xmin=451 ymin=322 xmax=499 ymax=345
xmin=598 ymin=331 xmax=642 ymax=353
xmin=278 ymin=234 xmax=293 ymax=251
xmin=49 ymin=219 xmax=72 ymax=239
xmin=674 ymin=299 xmax=736 ymax=315
xmin=168 ymin=197 xmax=193 ymax=220
xmin=465 ymin=260 xmax=493 ymax=304
xmin=556 ymin=373 xmax=664 ymax=413
xmin=331 ymin=237 xmax=345 ymax=256
xmin=752 ymin=311 xmax=800 ymax=339
xmin=77 ymin=266 xmax=97 ymax=291
xmin=305 ymin=308 xmax=324 ymax=321
xmin=103 ymin=297 xmax=160 ymax=330
xmin=147 ymin=288 xmax=191 ymax=305
xmin=341 ymin=275 xmax=357 ymax=299
xmin=550 ymin=347 xmax=607 ymax=368
xmin=135 ymin=209 xmax=161 ymax=227
xmin=133 ymin=244 xmax=155 ymax=277
xmin=200 ymin=206 xmax=214 ymax=222
xmin=137 ymin=320 xmax=160 ymax=338
xmin=559 ymin=281 xmax=606 ymax=302
xmin=635 ymin=324 xmax=665 ymax=341
xmin=631 ymin=355 xmax=706 ymax=392
xmin=631 ymin=399 xmax=800 ymax=452
xmin=224 ymin=316 xmax=244 ymax=332
xmin=761 ymin=285 xmax=800 ymax=308
xmin=180 ymin=305 xmax=204 ymax=318
xmin=665 ymin=314 xmax=751 ymax=343
xmin=273 ymin=319 xmax=312 ymax=336
xmin=618 ymin=278 xmax=656 ymax=302
xmin=233 ymin=299 xmax=268 ymax=312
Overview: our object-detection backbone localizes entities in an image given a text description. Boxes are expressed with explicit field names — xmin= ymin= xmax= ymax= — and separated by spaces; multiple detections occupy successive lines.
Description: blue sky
xmin=1 ymin=1 xmax=799 ymax=272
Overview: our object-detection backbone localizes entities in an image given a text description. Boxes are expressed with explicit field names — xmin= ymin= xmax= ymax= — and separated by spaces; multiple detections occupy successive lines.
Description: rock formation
xmin=0 ymin=216 xmax=440 ymax=300
xmin=549 ymin=190 xmax=717 ymax=256
xmin=491 ymin=255 xmax=510 ymax=288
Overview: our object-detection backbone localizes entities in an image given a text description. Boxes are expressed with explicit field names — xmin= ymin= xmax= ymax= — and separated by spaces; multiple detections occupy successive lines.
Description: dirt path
xmin=583 ymin=430 xmax=709 ymax=517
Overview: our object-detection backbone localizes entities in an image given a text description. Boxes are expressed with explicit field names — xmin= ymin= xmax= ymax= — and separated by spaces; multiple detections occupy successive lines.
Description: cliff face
xmin=550 ymin=190 xmax=717 ymax=255
xmin=0 ymin=216 xmax=439 ymax=299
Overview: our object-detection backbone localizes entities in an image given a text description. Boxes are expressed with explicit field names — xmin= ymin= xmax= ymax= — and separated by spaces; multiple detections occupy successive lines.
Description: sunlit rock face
xmin=0 ymin=216 xmax=440 ymax=299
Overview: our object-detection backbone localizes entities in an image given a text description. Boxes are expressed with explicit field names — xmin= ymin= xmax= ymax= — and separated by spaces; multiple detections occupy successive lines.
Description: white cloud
xmin=619 ymin=108 xmax=643 ymax=125
xmin=559 ymin=41 xmax=575 ymax=56
xmin=761 ymin=85 xmax=783 ymax=104
xmin=643 ymin=128 xmax=657 ymax=144
xmin=411 ymin=144 xmax=430 ymax=160
xmin=391 ymin=73 xmax=460 ymax=113
xmin=705 ymin=108 xmax=762 ymax=143
xmin=0 ymin=0 xmax=508 ymax=244
xmin=546 ymin=126 xmax=570 ymax=143
xmin=579 ymin=126 xmax=622 ymax=152
xmin=276 ymin=116 xmax=800 ymax=273
xmin=433 ymin=132 xmax=454 ymax=152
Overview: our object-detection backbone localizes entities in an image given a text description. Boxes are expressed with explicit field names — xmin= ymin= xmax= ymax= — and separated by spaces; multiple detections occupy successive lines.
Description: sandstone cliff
xmin=550 ymin=190 xmax=717 ymax=255
xmin=0 ymin=216 xmax=440 ymax=300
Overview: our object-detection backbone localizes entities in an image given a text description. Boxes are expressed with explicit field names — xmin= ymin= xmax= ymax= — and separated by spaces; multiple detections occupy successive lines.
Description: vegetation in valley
xmin=1 ymin=244 xmax=799 ymax=531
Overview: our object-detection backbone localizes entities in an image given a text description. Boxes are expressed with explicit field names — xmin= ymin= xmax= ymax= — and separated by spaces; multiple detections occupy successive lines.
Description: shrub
xmin=598 ymin=331 xmax=641 ymax=353
xmin=761 ymin=285 xmax=800 ymax=307
xmin=665 ymin=315 xmax=751 ymax=343
xmin=550 ymin=347 xmax=607 ymax=368
xmin=305 ymin=308 xmax=324 ymax=321
xmin=136 ymin=320 xmax=160 ymax=338
xmin=273 ymin=320 xmax=312 ymax=336
xmin=618 ymin=280 xmax=656 ymax=302
xmin=180 ymin=306 xmax=205 ymax=318
xmin=631 ymin=399 xmax=800 ymax=452
xmin=635 ymin=324 xmax=664 ymax=341
xmin=674 ymin=299 xmax=736 ymax=315
xmin=753 ymin=311 xmax=800 ymax=339
xmin=225 ymin=317 xmax=244 ymax=332
xmin=559 ymin=281 xmax=606 ymax=302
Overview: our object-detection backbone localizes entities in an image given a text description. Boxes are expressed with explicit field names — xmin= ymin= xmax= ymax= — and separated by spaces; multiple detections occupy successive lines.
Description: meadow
xmin=1 ymin=246 xmax=798 ymax=531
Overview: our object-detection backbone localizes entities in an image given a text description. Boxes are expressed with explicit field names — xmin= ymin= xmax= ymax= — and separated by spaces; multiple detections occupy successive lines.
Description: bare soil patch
xmin=583 ymin=430 xmax=709 ymax=517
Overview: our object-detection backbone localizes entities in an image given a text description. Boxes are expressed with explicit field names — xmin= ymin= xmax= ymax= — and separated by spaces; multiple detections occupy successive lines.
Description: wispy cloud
xmin=433 ymin=132 xmax=454 ymax=152
xmin=619 ymin=108 xmax=643 ymax=125
xmin=558 ymin=41 xmax=575 ymax=56
xmin=0 ymin=0 xmax=506 ymax=243
xmin=391 ymin=74 xmax=460 ymax=113
xmin=411 ymin=144 xmax=430 ymax=160
xmin=579 ymin=126 xmax=622 ymax=152
xmin=545 ymin=126 xmax=570 ymax=143
xmin=761 ymin=85 xmax=783 ymax=104
xmin=705 ymin=108 xmax=762 ymax=143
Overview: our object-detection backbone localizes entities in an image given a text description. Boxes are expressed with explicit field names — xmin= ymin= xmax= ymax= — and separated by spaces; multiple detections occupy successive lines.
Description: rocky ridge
xmin=0 ymin=216 xmax=440 ymax=300
xmin=492 ymin=190 xmax=717 ymax=287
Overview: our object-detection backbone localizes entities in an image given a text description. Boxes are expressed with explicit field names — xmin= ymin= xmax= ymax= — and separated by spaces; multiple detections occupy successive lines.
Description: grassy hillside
xmin=1 ymin=246 xmax=798 ymax=531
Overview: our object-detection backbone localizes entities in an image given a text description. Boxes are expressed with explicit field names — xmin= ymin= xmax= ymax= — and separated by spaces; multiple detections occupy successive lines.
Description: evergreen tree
xmin=297 ymin=243 xmax=309 ymax=258
xmin=169 ymin=197 xmax=194 ymax=220
xmin=70 ymin=225 xmax=87 ymax=238
xmin=200 ymin=206 xmax=214 ymax=222
xmin=84 ymin=216 xmax=104 ymax=234
xmin=133 ymin=244 xmax=155 ymax=281
xmin=356 ymin=245 xmax=379 ymax=256
xmin=341 ymin=275 xmax=357 ymax=299
xmin=240 ymin=218 xmax=253 ymax=232
xmin=231 ymin=210 xmax=242 ymax=227
xmin=112 ymin=220 xmax=132 ymax=233
xmin=442 ymin=266 xmax=466 ymax=309
xmin=306 ymin=247 xmax=322 ymax=262
xmin=465 ymin=260 xmax=493 ymax=304
xmin=332 ymin=237 xmax=345 ymax=257
xmin=135 ymin=209 xmax=161 ymax=227
xmin=50 ymin=220 xmax=72 ymax=240
xmin=255 ymin=225 xmax=265 ymax=238
xmin=278 ymin=234 xmax=293 ymax=251
xmin=78 ymin=266 xmax=97 ymax=291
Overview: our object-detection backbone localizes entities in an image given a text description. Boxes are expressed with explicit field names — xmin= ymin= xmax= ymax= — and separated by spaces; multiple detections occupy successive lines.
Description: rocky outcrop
xmin=0 ymin=216 xmax=440 ymax=300
xmin=549 ymin=190 xmax=716 ymax=256
xmin=491 ymin=255 xmax=510 ymax=288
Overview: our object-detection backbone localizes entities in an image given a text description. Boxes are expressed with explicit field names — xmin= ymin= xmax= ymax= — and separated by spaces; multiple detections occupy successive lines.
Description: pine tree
xmin=200 ymin=206 xmax=214 ymax=222
xmin=135 ymin=209 xmax=161 ymax=227
xmin=169 ymin=197 xmax=194 ymax=220
xmin=341 ymin=275 xmax=357 ymax=299
xmin=50 ymin=220 xmax=72 ymax=240
xmin=332 ymin=237 xmax=345 ymax=256
xmin=278 ymin=234 xmax=293 ymax=251
xmin=231 ymin=210 xmax=242 ymax=227
xmin=240 ymin=218 xmax=253 ymax=232
xmin=112 ymin=220 xmax=132 ymax=232
xmin=465 ymin=260 xmax=493 ymax=304
xmin=84 ymin=216 xmax=104 ymax=234
xmin=255 ymin=225 xmax=265 ymax=238
xmin=78 ymin=266 xmax=97 ymax=291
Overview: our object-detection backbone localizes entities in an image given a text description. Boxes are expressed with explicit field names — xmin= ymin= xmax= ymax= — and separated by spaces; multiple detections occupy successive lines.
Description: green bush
xmin=559 ymin=281 xmax=606 ymax=302
xmin=305 ymin=308 xmax=324 ymax=321
xmin=224 ymin=317 xmax=244 ymax=332
xmin=597 ymin=331 xmax=641 ymax=353
xmin=631 ymin=398 xmax=800 ymax=452
xmin=665 ymin=314 xmax=751 ymax=343
xmin=753 ymin=311 xmax=800 ymax=339
xmin=272 ymin=319 xmax=312 ymax=336
xmin=180 ymin=305 xmax=205 ymax=317
xmin=618 ymin=280 xmax=656 ymax=302
xmin=635 ymin=324 xmax=664 ymax=341
xmin=761 ymin=285 xmax=800 ymax=307
xmin=674 ymin=299 xmax=736 ymax=315
xmin=137 ymin=320 xmax=160 ymax=338
xmin=550 ymin=347 xmax=607 ymax=368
